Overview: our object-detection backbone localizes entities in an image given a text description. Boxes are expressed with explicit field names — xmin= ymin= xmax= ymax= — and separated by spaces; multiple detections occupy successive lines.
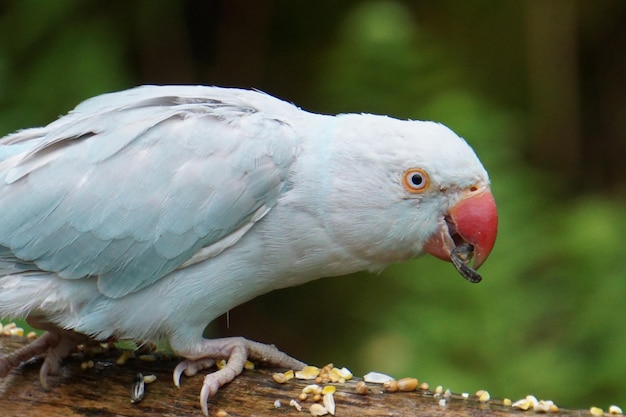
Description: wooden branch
xmin=0 ymin=335 xmax=582 ymax=417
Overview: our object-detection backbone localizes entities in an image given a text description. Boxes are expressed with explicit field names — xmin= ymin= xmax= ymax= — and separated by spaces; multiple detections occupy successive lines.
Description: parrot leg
xmin=173 ymin=337 xmax=306 ymax=416
xmin=0 ymin=328 xmax=85 ymax=389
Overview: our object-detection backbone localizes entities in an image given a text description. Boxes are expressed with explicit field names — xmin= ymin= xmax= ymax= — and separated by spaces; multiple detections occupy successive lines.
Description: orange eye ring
xmin=402 ymin=168 xmax=430 ymax=193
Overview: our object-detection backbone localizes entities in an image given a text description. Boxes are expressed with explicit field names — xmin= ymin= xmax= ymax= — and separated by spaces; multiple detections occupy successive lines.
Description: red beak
xmin=423 ymin=187 xmax=498 ymax=271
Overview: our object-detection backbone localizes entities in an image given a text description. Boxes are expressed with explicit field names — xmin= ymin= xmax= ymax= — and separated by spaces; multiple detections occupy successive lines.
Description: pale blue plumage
xmin=0 ymin=86 xmax=298 ymax=298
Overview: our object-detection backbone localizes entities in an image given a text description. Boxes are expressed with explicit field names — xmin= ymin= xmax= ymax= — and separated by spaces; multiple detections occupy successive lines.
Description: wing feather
xmin=0 ymin=86 xmax=299 ymax=298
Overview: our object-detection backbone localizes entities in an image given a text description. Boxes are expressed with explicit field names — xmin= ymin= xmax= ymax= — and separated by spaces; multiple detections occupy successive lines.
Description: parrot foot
xmin=0 ymin=330 xmax=84 ymax=389
xmin=173 ymin=337 xmax=306 ymax=416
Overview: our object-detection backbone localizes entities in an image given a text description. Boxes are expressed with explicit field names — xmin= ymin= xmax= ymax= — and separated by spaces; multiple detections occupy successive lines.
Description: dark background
xmin=1 ymin=0 xmax=624 ymax=410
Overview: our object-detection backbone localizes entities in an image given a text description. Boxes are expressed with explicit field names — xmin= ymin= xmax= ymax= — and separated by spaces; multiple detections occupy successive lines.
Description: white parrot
xmin=0 ymin=85 xmax=497 ymax=415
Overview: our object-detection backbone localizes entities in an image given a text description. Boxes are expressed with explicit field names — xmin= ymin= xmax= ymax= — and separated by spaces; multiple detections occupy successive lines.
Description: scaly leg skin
xmin=173 ymin=337 xmax=307 ymax=416
xmin=0 ymin=329 xmax=85 ymax=389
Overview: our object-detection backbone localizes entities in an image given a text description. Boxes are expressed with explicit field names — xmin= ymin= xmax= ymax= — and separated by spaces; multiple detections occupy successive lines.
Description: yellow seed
xmin=296 ymin=366 xmax=321 ymax=380
xmin=590 ymin=407 xmax=604 ymax=416
xmin=435 ymin=385 xmax=444 ymax=395
xmin=309 ymin=403 xmax=328 ymax=416
xmin=289 ymin=399 xmax=302 ymax=412
xmin=330 ymin=367 xmax=353 ymax=382
xmin=244 ymin=360 xmax=254 ymax=370
xmin=477 ymin=390 xmax=490 ymax=402
xmin=216 ymin=359 xmax=227 ymax=369
xmin=503 ymin=398 xmax=512 ymax=406
xmin=512 ymin=398 xmax=532 ymax=410
xmin=272 ymin=372 xmax=290 ymax=384
xmin=312 ymin=393 xmax=322 ymax=402
xmin=80 ymin=361 xmax=90 ymax=370
xmin=2 ymin=323 xmax=15 ymax=336
xmin=355 ymin=381 xmax=368 ymax=395
xmin=303 ymin=384 xmax=322 ymax=395
xmin=420 ymin=382 xmax=429 ymax=390
xmin=397 ymin=377 xmax=418 ymax=392
xmin=322 ymin=386 xmax=336 ymax=395
xmin=27 ymin=331 xmax=38 ymax=340
xmin=143 ymin=374 xmax=157 ymax=384
xmin=383 ymin=380 xmax=398 ymax=392
xmin=116 ymin=350 xmax=135 ymax=365
xmin=298 ymin=393 xmax=308 ymax=401
xmin=9 ymin=327 xmax=24 ymax=337
xmin=323 ymin=392 xmax=336 ymax=415
xmin=534 ymin=400 xmax=557 ymax=413
xmin=609 ymin=405 xmax=623 ymax=415
xmin=216 ymin=410 xmax=228 ymax=417
xmin=138 ymin=354 xmax=156 ymax=362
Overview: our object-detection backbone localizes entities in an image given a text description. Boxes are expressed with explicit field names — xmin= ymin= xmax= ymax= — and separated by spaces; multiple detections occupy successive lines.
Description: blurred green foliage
xmin=1 ymin=0 xmax=624 ymax=411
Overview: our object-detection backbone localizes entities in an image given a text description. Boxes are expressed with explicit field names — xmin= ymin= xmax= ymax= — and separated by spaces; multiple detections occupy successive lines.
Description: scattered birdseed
xmin=420 ymin=382 xmax=430 ymax=390
xmin=383 ymin=380 xmax=399 ymax=392
xmin=355 ymin=381 xmax=369 ymax=395
xmin=462 ymin=392 xmax=470 ymax=399
xmin=533 ymin=400 xmax=558 ymax=413
xmin=397 ymin=378 xmax=418 ymax=392
xmin=130 ymin=373 xmax=145 ymax=404
xmin=512 ymin=395 xmax=539 ymax=411
xmin=2 ymin=323 xmax=24 ymax=337
xmin=609 ymin=405 xmax=623 ymax=415
xmin=303 ymin=384 xmax=323 ymax=395
xmin=322 ymin=386 xmax=336 ymax=395
xmin=502 ymin=398 xmax=512 ymax=406
xmin=590 ymin=406 xmax=604 ymax=416
xmin=309 ymin=403 xmax=328 ymax=416
xmin=143 ymin=374 xmax=157 ymax=384
xmin=444 ymin=388 xmax=452 ymax=399
xmin=323 ymin=392 xmax=336 ymax=415
xmin=244 ymin=360 xmax=254 ymax=370
xmin=272 ymin=370 xmax=294 ymax=384
xmin=363 ymin=371 xmax=394 ymax=384
xmin=476 ymin=390 xmax=490 ymax=402
xmin=138 ymin=354 xmax=156 ymax=362
xmin=216 ymin=359 xmax=227 ymax=369
xmin=438 ymin=399 xmax=447 ymax=407
xmin=9 ymin=327 xmax=24 ymax=337
xmin=80 ymin=360 xmax=94 ymax=370
xmin=116 ymin=350 xmax=135 ymax=365
xmin=26 ymin=331 xmax=38 ymax=340
xmin=329 ymin=367 xmax=353 ymax=383
xmin=273 ymin=399 xmax=282 ymax=408
xmin=216 ymin=410 xmax=229 ymax=417
xmin=435 ymin=385 xmax=444 ymax=395
xmin=297 ymin=366 xmax=321 ymax=380
xmin=290 ymin=399 xmax=302 ymax=412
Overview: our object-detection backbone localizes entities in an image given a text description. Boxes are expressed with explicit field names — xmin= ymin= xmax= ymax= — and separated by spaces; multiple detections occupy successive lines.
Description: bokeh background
xmin=1 ymin=0 xmax=625 ymax=410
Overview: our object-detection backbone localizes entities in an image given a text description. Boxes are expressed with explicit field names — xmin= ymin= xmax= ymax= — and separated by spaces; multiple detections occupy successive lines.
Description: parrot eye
xmin=402 ymin=168 xmax=430 ymax=193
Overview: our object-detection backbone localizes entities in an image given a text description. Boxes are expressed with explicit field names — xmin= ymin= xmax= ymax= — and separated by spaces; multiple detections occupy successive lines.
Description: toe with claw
xmin=173 ymin=337 xmax=306 ymax=416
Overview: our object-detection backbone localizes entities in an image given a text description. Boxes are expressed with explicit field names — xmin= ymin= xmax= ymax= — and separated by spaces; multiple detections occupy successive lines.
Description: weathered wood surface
xmin=0 ymin=336 xmax=589 ymax=417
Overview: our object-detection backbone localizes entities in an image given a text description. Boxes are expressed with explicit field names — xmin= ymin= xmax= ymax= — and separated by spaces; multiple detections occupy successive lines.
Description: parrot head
xmin=321 ymin=114 xmax=498 ymax=282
